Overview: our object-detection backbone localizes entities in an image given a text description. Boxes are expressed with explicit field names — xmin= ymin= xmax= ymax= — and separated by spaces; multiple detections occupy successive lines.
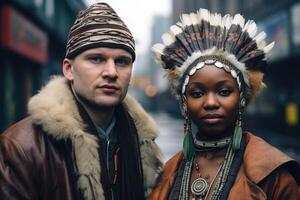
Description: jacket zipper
xmin=107 ymin=139 xmax=115 ymax=200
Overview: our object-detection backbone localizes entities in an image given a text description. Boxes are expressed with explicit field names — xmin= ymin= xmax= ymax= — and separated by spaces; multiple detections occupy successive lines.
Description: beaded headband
xmin=152 ymin=8 xmax=274 ymax=104
xmin=181 ymin=54 xmax=247 ymax=108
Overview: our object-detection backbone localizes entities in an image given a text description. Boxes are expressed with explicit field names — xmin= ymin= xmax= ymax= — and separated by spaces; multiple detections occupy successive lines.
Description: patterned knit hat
xmin=65 ymin=2 xmax=135 ymax=61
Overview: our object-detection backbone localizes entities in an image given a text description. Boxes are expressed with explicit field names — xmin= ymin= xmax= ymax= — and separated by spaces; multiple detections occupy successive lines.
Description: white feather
xmin=223 ymin=14 xmax=233 ymax=29
xmin=244 ymin=20 xmax=257 ymax=38
xmin=162 ymin=33 xmax=175 ymax=46
xmin=210 ymin=13 xmax=217 ymax=26
xmin=242 ymin=20 xmax=250 ymax=31
xmin=232 ymin=14 xmax=245 ymax=28
xmin=211 ymin=13 xmax=221 ymax=27
xmin=170 ymin=25 xmax=183 ymax=36
xmin=253 ymin=31 xmax=266 ymax=47
xmin=190 ymin=13 xmax=198 ymax=25
xmin=151 ymin=43 xmax=165 ymax=62
xmin=198 ymin=8 xmax=210 ymax=22
xmin=263 ymin=41 xmax=275 ymax=54
xmin=214 ymin=13 xmax=222 ymax=27
xmin=176 ymin=22 xmax=183 ymax=28
xmin=181 ymin=14 xmax=193 ymax=26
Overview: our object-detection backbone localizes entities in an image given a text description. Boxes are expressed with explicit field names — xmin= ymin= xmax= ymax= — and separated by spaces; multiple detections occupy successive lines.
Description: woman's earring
xmin=182 ymin=101 xmax=195 ymax=160
xmin=232 ymin=108 xmax=243 ymax=151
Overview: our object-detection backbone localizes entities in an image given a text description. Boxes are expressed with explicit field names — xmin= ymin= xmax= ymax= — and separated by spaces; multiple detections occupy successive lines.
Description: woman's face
xmin=185 ymin=65 xmax=240 ymax=139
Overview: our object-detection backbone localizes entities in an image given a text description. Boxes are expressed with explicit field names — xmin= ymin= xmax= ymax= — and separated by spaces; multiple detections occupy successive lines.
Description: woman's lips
xmin=201 ymin=114 xmax=224 ymax=124
xmin=202 ymin=118 xmax=224 ymax=124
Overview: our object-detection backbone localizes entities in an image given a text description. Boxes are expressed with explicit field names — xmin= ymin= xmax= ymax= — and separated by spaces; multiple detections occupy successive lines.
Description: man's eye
xmin=115 ymin=57 xmax=131 ymax=66
xmin=219 ymin=89 xmax=231 ymax=96
xmin=89 ymin=57 xmax=105 ymax=64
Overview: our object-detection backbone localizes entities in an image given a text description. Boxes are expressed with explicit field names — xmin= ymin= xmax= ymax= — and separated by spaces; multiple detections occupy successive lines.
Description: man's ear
xmin=62 ymin=58 xmax=74 ymax=81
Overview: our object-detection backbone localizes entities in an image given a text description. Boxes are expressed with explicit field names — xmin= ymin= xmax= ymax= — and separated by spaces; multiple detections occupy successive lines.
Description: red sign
xmin=1 ymin=5 xmax=48 ymax=64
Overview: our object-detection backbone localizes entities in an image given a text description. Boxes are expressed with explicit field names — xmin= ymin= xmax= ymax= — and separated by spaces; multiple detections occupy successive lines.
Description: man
xmin=0 ymin=2 xmax=163 ymax=200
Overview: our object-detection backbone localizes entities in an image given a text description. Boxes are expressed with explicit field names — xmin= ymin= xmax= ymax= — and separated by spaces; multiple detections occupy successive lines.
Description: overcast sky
xmin=84 ymin=0 xmax=171 ymax=55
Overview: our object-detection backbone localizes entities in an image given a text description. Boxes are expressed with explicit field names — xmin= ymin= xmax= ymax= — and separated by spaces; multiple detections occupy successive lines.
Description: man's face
xmin=63 ymin=47 xmax=133 ymax=108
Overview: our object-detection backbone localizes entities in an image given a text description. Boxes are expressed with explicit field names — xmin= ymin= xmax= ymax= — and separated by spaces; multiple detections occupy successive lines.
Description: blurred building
xmin=164 ymin=0 xmax=300 ymax=136
xmin=0 ymin=0 xmax=86 ymax=132
xmin=146 ymin=15 xmax=173 ymax=112
xmin=132 ymin=15 xmax=182 ymax=114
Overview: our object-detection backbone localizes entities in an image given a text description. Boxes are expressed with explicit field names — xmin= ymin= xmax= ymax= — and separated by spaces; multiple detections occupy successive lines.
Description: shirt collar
xmin=95 ymin=116 xmax=116 ymax=141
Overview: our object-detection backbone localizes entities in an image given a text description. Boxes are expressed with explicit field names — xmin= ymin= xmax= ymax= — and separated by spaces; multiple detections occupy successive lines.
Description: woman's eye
xmin=190 ymin=91 xmax=204 ymax=98
xmin=219 ymin=89 xmax=231 ymax=96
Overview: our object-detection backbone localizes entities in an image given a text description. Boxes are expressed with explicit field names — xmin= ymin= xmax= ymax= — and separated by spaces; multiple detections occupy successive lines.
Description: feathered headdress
xmin=152 ymin=8 xmax=274 ymax=104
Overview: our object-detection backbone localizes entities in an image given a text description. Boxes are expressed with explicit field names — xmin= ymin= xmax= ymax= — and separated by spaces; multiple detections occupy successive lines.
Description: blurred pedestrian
xmin=0 ymin=2 xmax=163 ymax=200
xmin=148 ymin=8 xmax=300 ymax=200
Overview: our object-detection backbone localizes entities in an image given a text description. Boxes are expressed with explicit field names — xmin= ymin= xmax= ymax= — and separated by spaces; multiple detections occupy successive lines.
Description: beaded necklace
xmin=191 ymin=162 xmax=223 ymax=200
xmin=194 ymin=136 xmax=231 ymax=151
xmin=179 ymin=141 xmax=236 ymax=200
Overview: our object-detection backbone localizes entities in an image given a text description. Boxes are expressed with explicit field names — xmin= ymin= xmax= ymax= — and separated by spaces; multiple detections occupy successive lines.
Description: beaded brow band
xmin=181 ymin=55 xmax=245 ymax=97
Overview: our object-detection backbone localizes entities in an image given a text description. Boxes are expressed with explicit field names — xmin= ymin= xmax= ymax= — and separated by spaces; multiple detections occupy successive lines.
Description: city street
xmin=152 ymin=112 xmax=184 ymax=161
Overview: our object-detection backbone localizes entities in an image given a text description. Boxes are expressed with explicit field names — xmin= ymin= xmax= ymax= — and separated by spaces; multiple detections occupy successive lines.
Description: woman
xmin=148 ymin=8 xmax=300 ymax=200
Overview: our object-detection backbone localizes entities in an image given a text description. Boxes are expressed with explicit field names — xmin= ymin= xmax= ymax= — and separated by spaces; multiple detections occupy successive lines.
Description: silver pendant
xmin=191 ymin=176 xmax=209 ymax=197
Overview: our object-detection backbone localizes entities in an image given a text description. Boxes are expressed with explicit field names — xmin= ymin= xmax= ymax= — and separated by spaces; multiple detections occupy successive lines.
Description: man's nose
xmin=102 ymin=59 xmax=118 ymax=79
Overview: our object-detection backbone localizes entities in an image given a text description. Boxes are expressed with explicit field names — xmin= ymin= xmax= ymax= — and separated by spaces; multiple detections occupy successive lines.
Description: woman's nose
xmin=203 ymin=93 xmax=219 ymax=110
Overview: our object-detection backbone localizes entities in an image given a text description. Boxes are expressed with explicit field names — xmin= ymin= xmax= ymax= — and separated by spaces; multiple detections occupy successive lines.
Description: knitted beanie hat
xmin=65 ymin=2 xmax=135 ymax=61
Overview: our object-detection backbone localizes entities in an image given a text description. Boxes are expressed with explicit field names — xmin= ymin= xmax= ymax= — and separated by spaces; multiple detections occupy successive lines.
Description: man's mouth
xmin=98 ymin=84 xmax=120 ymax=93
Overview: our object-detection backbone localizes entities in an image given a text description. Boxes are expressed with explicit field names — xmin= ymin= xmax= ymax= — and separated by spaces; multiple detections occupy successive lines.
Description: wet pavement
xmin=152 ymin=112 xmax=184 ymax=161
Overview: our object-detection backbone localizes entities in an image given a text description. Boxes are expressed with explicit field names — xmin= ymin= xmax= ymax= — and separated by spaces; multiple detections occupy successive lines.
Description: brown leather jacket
xmin=148 ymin=133 xmax=300 ymax=200
xmin=0 ymin=76 xmax=163 ymax=200
xmin=0 ymin=117 xmax=78 ymax=200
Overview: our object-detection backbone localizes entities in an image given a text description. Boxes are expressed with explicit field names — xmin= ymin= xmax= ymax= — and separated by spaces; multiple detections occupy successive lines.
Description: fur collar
xmin=28 ymin=76 xmax=163 ymax=199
